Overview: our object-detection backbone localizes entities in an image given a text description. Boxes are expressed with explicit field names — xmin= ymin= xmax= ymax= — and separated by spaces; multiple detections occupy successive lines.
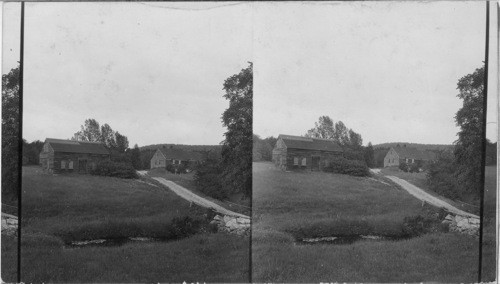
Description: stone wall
xmin=210 ymin=214 xmax=250 ymax=236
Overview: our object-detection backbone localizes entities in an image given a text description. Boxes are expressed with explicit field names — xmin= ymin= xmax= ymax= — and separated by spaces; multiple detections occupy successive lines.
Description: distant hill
xmin=373 ymin=142 xmax=454 ymax=152
xmin=140 ymin=144 xmax=221 ymax=152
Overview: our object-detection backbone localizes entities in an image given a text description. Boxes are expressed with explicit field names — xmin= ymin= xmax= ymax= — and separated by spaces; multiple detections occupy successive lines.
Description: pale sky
xmin=2 ymin=2 xmax=498 ymax=146
xmin=4 ymin=2 xmax=253 ymax=146
xmin=254 ymin=1 xmax=497 ymax=145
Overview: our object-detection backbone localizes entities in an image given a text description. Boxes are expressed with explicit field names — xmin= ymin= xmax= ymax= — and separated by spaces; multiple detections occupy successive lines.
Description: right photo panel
xmin=252 ymin=2 xmax=496 ymax=283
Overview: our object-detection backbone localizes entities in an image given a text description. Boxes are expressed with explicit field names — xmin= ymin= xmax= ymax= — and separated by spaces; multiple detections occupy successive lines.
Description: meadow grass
xmin=252 ymin=162 xmax=479 ymax=282
xmin=481 ymin=165 xmax=497 ymax=282
xmin=1 ymin=235 xmax=17 ymax=283
xmin=21 ymin=166 xmax=249 ymax=283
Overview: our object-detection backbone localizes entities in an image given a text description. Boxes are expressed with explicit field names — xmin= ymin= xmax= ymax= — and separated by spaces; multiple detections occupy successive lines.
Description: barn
xmin=272 ymin=134 xmax=343 ymax=171
xmin=150 ymin=147 xmax=203 ymax=170
xmin=39 ymin=138 xmax=110 ymax=174
xmin=383 ymin=146 xmax=436 ymax=168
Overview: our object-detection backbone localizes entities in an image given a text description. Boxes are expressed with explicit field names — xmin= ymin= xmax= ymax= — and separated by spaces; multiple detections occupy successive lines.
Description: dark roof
xmin=392 ymin=146 xmax=436 ymax=160
xmin=45 ymin=138 xmax=110 ymax=155
xmin=278 ymin=134 xmax=342 ymax=152
xmin=158 ymin=147 xmax=204 ymax=161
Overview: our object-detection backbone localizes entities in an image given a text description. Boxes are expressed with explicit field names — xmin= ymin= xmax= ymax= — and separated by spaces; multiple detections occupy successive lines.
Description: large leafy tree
xmin=115 ymin=131 xmax=129 ymax=153
xmin=2 ymin=65 xmax=20 ymax=203
xmin=100 ymin=123 xmax=117 ymax=149
xmin=220 ymin=63 xmax=253 ymax=197
xmin=306 ymin=116 xmax=335 ymax=139
xmin=74 ymin=118 xmax=102 ymax=142
xmin=453 ymin=65 xmax=485 ymax=196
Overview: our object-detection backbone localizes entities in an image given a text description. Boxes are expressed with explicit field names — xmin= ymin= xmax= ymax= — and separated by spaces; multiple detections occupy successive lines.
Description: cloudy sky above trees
xmin=4 ymin=2 xmax=252 ymax=146
xmin=2 ymin=2 xmax=498 ymax=146
xmin=253 ymin=1 xmax=497 ymax=145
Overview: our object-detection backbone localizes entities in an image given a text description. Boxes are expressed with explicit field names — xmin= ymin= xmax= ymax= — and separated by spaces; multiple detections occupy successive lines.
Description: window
xmin=293 ymin=157 xmax=299 ymax=165
xmin=61 ymin=160 xmax=66 ymax=170
xmin=405 ymin=158 xmax=408 ymax=163
xmin=302 ymin=158 xmax=306 ymax=166
xmin=172 ymin=160 xmax=176 ymax=165
xmin=69 ymin=161 xmax=73 ymax=170
xmin=411 ymin=159 xmax=415 ymax=163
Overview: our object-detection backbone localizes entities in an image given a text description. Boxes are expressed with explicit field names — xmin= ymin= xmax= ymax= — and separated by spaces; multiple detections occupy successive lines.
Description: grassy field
xmin=481 ymin=165 xmax=497 ymax=282
xmin=380 ymin=167 xmax=479 ymax=214
xmin=21 ymin=166 xmax=249 ymax=283
xmin=253 ymin=162 xmax=479 ymax=282
xmin=147 ymin=168 xmax=250 ymax=216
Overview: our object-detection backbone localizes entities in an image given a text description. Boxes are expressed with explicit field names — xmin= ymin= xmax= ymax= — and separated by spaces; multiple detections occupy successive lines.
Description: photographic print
xmin=252 ymin=1 xmax=497 ymax=282
xmin=8 ymin=2 xmax=252 ymax=282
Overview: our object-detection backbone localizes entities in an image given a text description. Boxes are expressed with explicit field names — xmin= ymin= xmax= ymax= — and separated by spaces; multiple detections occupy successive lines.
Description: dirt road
xmin=151 ymin=177 xmax=250 ymax=219
xmin=385 ymin=176 xmax=479 ymax=218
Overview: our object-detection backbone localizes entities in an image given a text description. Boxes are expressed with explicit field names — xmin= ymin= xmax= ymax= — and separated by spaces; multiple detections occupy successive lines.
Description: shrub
xmin=427 ymin=151 xmax=462 ymax=200
xmin=409 ymin=163 xmax=420 ymax=173
xmin=91 ymin=160 xmax=138 ymax=179
xmin=170 ymin=216 xmax=202 ymax=239
xmin=323 ymin=157 xmax=369 ymax=177
xmin=402 ymin=214 xmax=439 ymax=237
xmin=399 ymin=161 xmax=408 ymax=172
xmin=194 ymin=159 xmax=228 ymax=200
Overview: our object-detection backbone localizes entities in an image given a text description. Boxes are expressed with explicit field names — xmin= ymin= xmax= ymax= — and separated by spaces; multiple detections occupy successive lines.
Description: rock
xmin=236 ymin=217 xmax=250 ymax=224
xmin=223 ymin=215 xmax=232 ymax=223
xmin=225 ymin=219 xmax=239 ymax=230
xmin=445 ymin=214 xmax=454 ymax=221
xmin=469 ymin=218 xmax=480 ymax=225
xmin=455 ymin=215 xmax=464 ymax=223
xmin=213 ymin=215 xmax=223 ymax=221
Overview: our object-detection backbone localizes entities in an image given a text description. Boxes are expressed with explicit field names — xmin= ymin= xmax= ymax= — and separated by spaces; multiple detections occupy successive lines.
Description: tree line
xmin=194 ymin=63 xmax=252 ymax=200
xmin=427 ymin=65 xmax=490 ymax=204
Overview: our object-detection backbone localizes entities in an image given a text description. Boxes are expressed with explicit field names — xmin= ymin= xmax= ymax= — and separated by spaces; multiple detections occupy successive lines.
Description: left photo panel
xmin=5 ymin=2 xmax=252 ymax=282
xmin=2 ymin=2 xmax=21 ymax=283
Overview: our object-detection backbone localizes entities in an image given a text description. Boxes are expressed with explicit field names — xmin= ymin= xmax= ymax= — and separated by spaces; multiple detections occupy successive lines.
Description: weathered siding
xmin=52 ymin=152 xmax=109 ymax=174
xmin=272 ymin=138 xmax=287 ymax=170
xmin=384 ymin=148 xmax=400 ymax=167
xmin=39 ymin=142 xmax=54 ymax=170
xmin=285 ymin=148 xmax=342 ymax=171
xmin=150 ymin=149 xmax=166 ymax=169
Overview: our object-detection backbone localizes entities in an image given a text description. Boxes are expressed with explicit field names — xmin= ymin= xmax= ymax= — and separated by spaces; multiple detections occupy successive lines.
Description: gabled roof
xmin=392 ymin=146 xmax=436 ymax=160
xmin=278 ymin=134 xmax=342 ymax=152
xmin=45 ymin=138 xmax=110 ymax=155
xmin=158 ymin=147 xmax=204 ymax=161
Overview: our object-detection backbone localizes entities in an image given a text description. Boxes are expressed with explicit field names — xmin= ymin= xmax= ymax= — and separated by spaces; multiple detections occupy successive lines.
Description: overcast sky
xmin=2 ymin=2 xmax=498 ymax=146
xmin=5 ymin=2 xmax=252 ymax=146
xmin=254 ymin=1 xmax=497 ymax=145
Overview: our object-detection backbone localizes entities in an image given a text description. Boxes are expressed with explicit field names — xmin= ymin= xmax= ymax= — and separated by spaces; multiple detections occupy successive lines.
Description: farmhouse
xmin=39 ymin=138 xmax=110 ymax=174
xmin=383 ymin=146 xmax=436 ymax=167
xmin=272 ymin=134 xmax=343 ymax=171
xmin=150 ymin=147 xmax=204 ymax=169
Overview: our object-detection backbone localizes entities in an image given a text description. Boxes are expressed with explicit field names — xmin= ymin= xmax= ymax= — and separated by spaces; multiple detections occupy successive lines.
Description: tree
xmin=2 ymin=65 xmax=20 ymax=203
xmin=130 ymin=144 xmax=141 ymax=170
xmin=100 ymin=123 xmax=117 ymax=149
xmin=453 ymin=65 xmax=485 ymax=197
xmin=74 ymin=119 xmax=101 ymax=142
xmin=219 ymin=63 xmax=253 ymax=197
xmin=348 ymin=129 xmax=363 ymax=149
xmin=115 ymin=131 xmax=129 ymax=153
xmin=335 ymin=121 xmax=350 ymax=146
xmin=306 ymin=116 xmax=335 ymax=139
xmin=364 ymin=142 xmax=375 ymax=168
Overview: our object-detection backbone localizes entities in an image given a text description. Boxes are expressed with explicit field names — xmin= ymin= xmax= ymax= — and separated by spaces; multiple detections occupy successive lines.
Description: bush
xmin=409 ymin=163 xmax=420 ymax=173
xmin=399 ymin=161 xmax=408 ymax=172
xmin=402 ymin=214 xmax=439 ymax=237
xmin=194 ymin=159 xmax=228 ymax=200
xmin=170 ymin=216 xmax=202 ymax=239
xmin=323 ymin=157 xmax=369 ymax=177
xmin=427 ymin=151 xmax=462 ymax=200
xmin=91 ymin=160 xmax=138 ymax=179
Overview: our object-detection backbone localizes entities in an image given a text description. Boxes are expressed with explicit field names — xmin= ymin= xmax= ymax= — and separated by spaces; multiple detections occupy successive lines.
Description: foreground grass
xmin=481 ymin=165 xmax=497 ymax=282
xmin=21 ymin=166 xmax=248 ymax=282
xmin=253 ymin=162 xmax=479 ymax=282
xmin=148 ymin=168 xmax=250 ymax=216
xmin=1 ymin=235 xmax=17 ymax=283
